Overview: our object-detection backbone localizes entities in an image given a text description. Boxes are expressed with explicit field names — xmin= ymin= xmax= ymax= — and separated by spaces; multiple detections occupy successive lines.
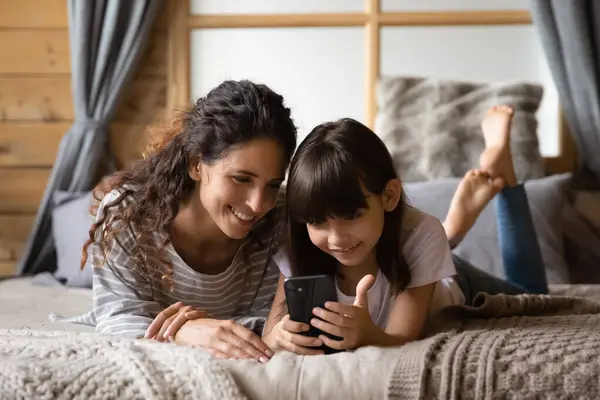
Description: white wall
xmin=191 ymin=27 xmax=365 ymax=141
xmin=191 ymin=0 xmax=363 ymax=14
xmin=381 ymin=0 xmax=526 ymax=11
xmin=190 ymin=0 xmax=560 ymax=156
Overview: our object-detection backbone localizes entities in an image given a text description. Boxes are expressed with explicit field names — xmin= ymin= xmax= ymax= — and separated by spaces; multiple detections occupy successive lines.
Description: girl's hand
xmin=145 ymin=302 xmax=207 ymax=342
xmin=263 ymin=315 xmax=325 ymax=356
xmin=310 ymin=275 xmax=380 ymax=351
xmin=174 ymin=318 xmax=273 ymax=363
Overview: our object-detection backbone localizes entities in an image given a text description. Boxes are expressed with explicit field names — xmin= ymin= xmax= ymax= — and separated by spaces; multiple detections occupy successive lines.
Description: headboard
xmin=165 ymin=0 xmax=577 ymax=176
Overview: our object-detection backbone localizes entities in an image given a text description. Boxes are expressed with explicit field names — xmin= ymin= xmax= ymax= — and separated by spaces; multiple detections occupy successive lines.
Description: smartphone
xmin=283 ymin=274 xmax=343 ymax=354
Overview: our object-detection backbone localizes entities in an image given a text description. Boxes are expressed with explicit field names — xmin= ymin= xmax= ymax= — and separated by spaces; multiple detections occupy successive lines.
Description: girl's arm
xmin=262 ymin=273 xmax=288 ymax=337
xmin=369 ymin=216 xmax=454 ymax=346
xmin=367 ymin=283 xmax=436 ymax=346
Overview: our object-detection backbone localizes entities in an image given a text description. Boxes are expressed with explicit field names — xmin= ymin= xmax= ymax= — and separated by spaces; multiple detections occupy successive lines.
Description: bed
xmin=0 ymin=277 xmax=93 ymax=333
xmin=2 ymin=277 xmax=600 ymax=399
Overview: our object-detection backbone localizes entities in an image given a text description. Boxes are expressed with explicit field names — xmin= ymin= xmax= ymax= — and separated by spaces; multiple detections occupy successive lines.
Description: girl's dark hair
xmin=82 ymin=80 xmax=297 ymax=289
xmin=285 ymin=118 xmax=410 ymax=295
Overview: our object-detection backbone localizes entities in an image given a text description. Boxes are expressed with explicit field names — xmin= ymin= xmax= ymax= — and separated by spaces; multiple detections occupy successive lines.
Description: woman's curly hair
xmin=81 ymin=80 xmax=297 ymax=290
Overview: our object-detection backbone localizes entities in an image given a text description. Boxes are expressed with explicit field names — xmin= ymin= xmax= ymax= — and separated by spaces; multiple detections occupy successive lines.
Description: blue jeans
xmin=453 ymin=184 xmax=549 ymax=305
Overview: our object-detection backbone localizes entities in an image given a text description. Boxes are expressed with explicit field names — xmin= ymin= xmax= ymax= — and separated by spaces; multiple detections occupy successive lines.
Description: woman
xmin=66 ymin=80 xmax=297 ymax=363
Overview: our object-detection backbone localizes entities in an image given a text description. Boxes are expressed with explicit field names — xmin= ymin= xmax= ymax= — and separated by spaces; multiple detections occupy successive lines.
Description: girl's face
xmin=190 ymin=137 xmax=286 ymax=239
xmin=306 ymin=191 xmax=387 ymax=269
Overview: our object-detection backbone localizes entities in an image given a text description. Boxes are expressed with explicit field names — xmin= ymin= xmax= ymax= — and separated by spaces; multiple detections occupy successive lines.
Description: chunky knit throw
xmin=0 ymin=330 xmax=246 ymax=400
xmin=2 ymin=291 xmax=600 ymax=399
xmin=387 ymin=293 xmax=600 ymax=399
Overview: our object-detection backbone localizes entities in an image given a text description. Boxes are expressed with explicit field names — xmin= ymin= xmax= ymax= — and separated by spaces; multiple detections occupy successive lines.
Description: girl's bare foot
xmin=479 ymin=105 xmax=518 ymax=187
xmin=443 ymin=170 xmax=505 ymax=249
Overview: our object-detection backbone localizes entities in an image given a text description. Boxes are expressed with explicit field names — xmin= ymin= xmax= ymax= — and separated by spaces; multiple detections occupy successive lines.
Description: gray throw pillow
xmin=375 ymin=76 xmax=546 ymax=183
xmin=52 ymin=190 xmax=94 ymax=288
xmin=404 ymin=173 xmax=571 ymax=285
xmin=563 ymin=200 xmax=600 ymax=284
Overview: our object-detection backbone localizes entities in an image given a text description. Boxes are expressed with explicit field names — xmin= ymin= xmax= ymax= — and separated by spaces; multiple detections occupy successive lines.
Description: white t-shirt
xmin=276 ymin=206 xmax=465 ymax=329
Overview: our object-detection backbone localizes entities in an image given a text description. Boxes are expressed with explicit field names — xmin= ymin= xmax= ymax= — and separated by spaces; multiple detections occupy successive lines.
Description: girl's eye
xmin=232 ymin=176 xmax=251 ymax=184
xmin=268 ymin=183 xmax=282 ymax=191
xmin=345 ymin=210 xmax=365 ymax=220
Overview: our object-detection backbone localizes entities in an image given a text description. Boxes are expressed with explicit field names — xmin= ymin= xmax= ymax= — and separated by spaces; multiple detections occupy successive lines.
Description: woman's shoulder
xmin=93 ymin=185 xmax=141 ymax=240
xmin=97 ymin=184 xmax=138 ymax=213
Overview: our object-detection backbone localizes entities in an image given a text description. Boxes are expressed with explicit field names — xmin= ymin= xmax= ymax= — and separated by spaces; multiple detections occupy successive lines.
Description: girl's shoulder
xmin=400 ymin=206 xmax=445 ymax=243
xmin=399 ymin=206 xmax=455 ymax=288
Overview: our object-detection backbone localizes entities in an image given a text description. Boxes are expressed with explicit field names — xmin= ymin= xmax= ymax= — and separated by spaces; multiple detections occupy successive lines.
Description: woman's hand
xmin=310 ymin=275 xmax=381 ymax=351
xmin=263 ymin=315 xmax=324 ymax=356
xmin=145 ymin=301 xmax=207 ymax=342
xmin=174 ymin=318 xmax=274 ymax=363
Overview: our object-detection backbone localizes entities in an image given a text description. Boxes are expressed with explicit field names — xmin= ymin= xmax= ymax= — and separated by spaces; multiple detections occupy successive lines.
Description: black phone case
xmin=284 ymin=275 xmax=343 ymax=355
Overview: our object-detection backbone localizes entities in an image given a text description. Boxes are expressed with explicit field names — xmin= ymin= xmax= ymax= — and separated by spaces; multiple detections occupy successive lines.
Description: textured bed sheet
xmin=2 ymin=276 xmax=600 ymax=334
xmin=0 ymin=277 xmax=93 ymax=332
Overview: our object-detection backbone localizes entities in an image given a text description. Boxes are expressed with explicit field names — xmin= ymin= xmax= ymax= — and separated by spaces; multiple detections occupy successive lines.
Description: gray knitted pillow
xmin=375 ymin=76 xmax=546 ymax=183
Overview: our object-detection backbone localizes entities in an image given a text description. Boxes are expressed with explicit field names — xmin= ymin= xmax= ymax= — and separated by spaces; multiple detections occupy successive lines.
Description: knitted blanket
xmin=0 ymin=330 xmax=246 ymax=400
xmin=2 ymin=292 xmax=600 ymax=399
xmin=388 ymin=293 xmax=600 ymax=399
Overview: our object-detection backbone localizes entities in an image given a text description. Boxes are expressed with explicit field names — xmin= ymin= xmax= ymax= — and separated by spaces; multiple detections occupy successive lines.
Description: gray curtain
xmin=531 ymin=0 xmax=600 ymax=185
xmin=17 ymin=0 xmax=161 ymax=275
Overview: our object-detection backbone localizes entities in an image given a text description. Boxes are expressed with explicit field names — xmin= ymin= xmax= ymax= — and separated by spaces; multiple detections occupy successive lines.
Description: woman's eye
xmin=232 ymin=176 xmax=251 ymax=184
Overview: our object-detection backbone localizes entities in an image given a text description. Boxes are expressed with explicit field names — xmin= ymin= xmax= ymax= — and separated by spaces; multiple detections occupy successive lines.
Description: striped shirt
xmin=55 ymin=189 xmax=284 ymax=339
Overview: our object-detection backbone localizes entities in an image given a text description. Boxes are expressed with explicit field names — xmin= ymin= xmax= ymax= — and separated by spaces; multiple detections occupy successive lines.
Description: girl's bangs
xmin=287 ymin=151 xmax=368 ymax=224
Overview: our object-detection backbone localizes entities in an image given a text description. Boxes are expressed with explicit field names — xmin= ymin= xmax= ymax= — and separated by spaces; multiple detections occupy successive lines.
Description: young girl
xmin=61 ymin=80 xmax=296 ymax=363
xmin=261 ymin=106 xmax=548 ymax=354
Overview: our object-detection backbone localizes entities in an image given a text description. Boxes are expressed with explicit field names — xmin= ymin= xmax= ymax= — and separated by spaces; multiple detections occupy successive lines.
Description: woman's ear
xmin=188 ymin=158 xmax=202 ymax=182
xmin=382 ymin=178 xmax=402 ymax=212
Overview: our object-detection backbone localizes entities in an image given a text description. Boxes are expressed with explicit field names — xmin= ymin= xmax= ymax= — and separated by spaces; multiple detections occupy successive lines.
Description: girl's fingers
xmin=319 ymin=334 xmax=346 ymax=351
xmin=282 ymin=329 xmax=323 ymax=348
xmin=310 ymin=318 xmax=345 ymax=338
xmin=282 ymin=318 xmax=310 ymax=333
xmin=312 ymin=307 xmax=349 ymax=327
xmin=276 ymin=334 xmax=324 ymax=356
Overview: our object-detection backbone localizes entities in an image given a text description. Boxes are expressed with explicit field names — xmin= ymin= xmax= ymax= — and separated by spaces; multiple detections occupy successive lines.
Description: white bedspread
xmin=0 ymin=277 xmax=93 ymax=332
xmin=0 ymin=329 xmax=399 ymax=400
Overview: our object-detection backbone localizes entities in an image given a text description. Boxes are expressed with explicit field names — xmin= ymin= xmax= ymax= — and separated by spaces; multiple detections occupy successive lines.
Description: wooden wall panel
xmin=139 ymin=30 xmax=168 ymax=77
xmin=0 ymin=0 xmax=168 ymax=29
xmin=0 ymin=0 xmax=67 ymax=28
xmin=0 ymin=1 xmax=169 ymax=275
xmin=0 ymin=169 xmax=49 ymax=214
xmin=0 ymin=122 xmax=151 ymax=169
xmin=0 ymin=31 xmax=70 ymax=74
xmin=110 ymin=124 xmax=150 ymax=169
xmin=115 ymin=78 xmax=168 ymax=123
xmin=0 ymin=30 xmax=166 ymax=77
xmin=0 ymin=215 xmax=34 ymax=261
xmin=0 ymin=77 xmax=166 ymax=122
xmin=0 ymin=123 xmax=66 ymax=167
xmin=0 ymin=76 xmax=72 ymax=121
xmin=0 ymin=261 xmax=14 ymax=277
